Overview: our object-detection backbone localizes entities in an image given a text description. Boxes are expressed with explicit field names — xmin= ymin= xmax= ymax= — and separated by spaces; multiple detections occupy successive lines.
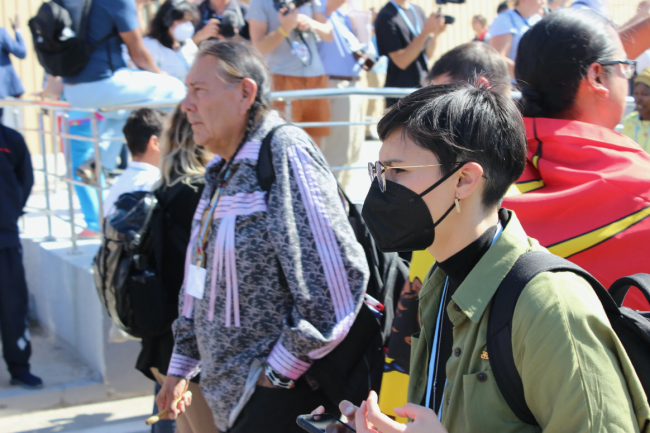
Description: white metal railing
xmin=0 ymin=89 xmax=636 ymax=253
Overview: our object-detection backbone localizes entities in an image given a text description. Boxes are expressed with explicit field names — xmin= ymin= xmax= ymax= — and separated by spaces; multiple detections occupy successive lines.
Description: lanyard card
xmin=186 ymin=264 xmax=207 ymax=299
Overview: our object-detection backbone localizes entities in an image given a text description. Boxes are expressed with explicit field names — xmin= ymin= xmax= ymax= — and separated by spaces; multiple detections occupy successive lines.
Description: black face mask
xmin=361 ymin=165 xmax=463 ymax=253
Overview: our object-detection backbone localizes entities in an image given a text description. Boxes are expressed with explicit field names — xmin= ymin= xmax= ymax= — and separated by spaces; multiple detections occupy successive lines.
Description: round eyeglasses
xmin=367 ymin=161 xmax=445 ymax=193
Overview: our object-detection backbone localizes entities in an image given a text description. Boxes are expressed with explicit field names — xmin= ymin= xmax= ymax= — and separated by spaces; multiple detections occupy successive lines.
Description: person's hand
xmin=296 ymin=14 xmax=313 ymax=32
xmin=312 ymin=400 xmax=359 ymax=429
xmin=9 ymin=13 xmax=19 ymax=31
xmin=424 ymin=13 xmax=446 ymax=36
xmin=359 ymin=391 xmax=448 ymax=433
xmin=194 ymin=19 xmax=221 ymax=44
xmin=155 ymin=376 xmax=191 ymax=420
xmin=278 ymin=7 xmax=300 ymax=34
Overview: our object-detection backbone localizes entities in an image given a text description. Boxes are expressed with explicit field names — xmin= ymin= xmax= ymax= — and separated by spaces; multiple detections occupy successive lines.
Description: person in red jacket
xmin=503 ymin=8 xmax=650 ymax=311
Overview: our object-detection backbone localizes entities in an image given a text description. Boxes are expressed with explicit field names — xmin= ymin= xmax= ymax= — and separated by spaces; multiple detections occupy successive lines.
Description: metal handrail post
xmin=90 ymin=114 xmax=105 ymax=227
xmin=286 ymin=100 xmax=293 ymax=122
xmin=61 ymin=111 xmax=79 ymax=254
xmin=50 ymin=110 xmax=60 ymax=191
xmin=38 ymin=110 xmax=55 ymax=241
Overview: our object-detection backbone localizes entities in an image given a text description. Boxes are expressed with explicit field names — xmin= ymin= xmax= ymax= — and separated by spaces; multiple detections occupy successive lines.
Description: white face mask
xmin=172 ymin=21 xmax=195 ymax=42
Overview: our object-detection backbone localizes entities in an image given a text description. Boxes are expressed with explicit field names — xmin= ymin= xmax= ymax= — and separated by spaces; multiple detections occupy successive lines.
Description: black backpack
xmin=28 ymin=0 xmax=116 ymax=77
xmin=488 ymin=250 xmax=650 ymax=427
xmin=257 ymin=124 xmax=410 ymax=406
xmin=93 ymin=191 xmax=172 ymax=339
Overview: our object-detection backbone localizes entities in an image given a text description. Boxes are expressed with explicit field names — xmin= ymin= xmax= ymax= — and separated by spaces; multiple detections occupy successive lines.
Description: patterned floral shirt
xmin=168 ymin=111 xmax=369 ymax=431
xmin=622 ymin=111 xmax=650 ymax=154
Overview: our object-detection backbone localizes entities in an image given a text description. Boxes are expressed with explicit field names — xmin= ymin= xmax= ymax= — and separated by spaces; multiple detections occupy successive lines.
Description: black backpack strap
xmin=608 ymin=274 xmax=650 ymax=308
xmin=487 ymin=250 xmax=616 ymax=426
xmin=257 ymin=123 xmax=292 ymax=193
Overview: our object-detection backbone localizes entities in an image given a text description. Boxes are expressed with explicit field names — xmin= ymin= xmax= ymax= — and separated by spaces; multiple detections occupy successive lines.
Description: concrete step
xmin=0 ymin=326 xmax=104 ymax=417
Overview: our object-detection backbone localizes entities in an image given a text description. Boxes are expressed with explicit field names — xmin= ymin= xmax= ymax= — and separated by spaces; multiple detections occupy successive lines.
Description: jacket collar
xmin=420 ymin=209 xmax=535 ymax=323
xmin=523 ymin=117 xmax=639 ymax=153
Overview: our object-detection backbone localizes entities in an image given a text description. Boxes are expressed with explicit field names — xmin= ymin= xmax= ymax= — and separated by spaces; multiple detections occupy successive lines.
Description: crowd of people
xmin=1 ymin=0 xmax=650 ymax=433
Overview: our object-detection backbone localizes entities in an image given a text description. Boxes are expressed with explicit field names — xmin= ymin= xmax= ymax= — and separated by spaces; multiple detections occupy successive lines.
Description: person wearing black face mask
xmin=312 ymin=81 xmax=650 ymax=433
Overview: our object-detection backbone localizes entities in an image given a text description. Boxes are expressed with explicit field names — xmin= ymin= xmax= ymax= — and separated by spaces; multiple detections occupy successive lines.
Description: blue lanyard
xmin=635 ymin=117 xmax=650 ymax=150
xmin=390 ymin=1 xmax=421 ymax=36
xmin=425 ymin=221 xmax=504 ymax=417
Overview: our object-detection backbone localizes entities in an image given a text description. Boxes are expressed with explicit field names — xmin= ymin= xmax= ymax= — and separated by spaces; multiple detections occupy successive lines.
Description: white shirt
xmin=637 ymin=50 xmax=650 ymax=76
xmin=103 ymin=161 xmax=161 ymax=218
xmin=141 ymin=36 xmax=198 ymax=82
xmin=570 ymin=0 xmax=609 ymax=17
xmin=488 ymin=9 xmax=542 ymax=61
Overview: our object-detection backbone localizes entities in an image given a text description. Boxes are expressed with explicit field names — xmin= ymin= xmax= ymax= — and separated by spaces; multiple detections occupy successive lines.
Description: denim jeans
xmin=67 ymin=111 xmax=103 ymax=231
xmin=63 ymin=68 xmax=186 ymax=170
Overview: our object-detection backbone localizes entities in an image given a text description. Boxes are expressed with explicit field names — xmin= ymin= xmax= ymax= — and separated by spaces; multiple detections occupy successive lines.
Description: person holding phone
xmin=313 ymin=79 xmax=649 ymax=432
xmin=374 ymin=0 xmax=446 ymax=107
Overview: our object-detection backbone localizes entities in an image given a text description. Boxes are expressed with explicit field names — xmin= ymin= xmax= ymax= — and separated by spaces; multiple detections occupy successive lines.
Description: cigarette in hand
xmin=145 ymin=391 xmax=192 ymax=426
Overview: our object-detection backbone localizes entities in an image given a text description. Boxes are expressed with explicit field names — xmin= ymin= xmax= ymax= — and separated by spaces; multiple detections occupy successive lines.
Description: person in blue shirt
xmin=0 ymin=124 xmax=42 ymax=389
xmin=318 ymin=0 xmax=368 ymax=192
xmin=62 ymin=0 xmax=187 ymax=172
xmin=0 ymin=14 xmax=26 ymax=123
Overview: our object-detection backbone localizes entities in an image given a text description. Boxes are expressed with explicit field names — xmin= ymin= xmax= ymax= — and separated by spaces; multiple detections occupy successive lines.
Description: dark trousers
xmin=228 ymin=379 xmax=339 ymax=433
xmin=0 ymin=246 xmax=31 ymax=376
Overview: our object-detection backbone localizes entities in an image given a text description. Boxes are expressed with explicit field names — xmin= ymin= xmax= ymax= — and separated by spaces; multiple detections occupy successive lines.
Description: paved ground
xmin=0 ymin=396 xmax=153 ymax=433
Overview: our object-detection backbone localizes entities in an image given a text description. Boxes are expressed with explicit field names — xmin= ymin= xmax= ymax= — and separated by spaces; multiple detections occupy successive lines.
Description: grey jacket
xmin=169 ymin=111 xmax=369 ymax=431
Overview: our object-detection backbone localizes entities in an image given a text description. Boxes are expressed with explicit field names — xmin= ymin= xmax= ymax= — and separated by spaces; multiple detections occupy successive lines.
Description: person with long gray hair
xmin=155 ymin=40 xmax=369 ymax=433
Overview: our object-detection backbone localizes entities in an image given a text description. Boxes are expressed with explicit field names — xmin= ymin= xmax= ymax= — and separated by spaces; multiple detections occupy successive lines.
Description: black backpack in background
xmin=29 ymin=0 xmax=115 ymax=77
xmin=257 ymin=124 xmax=410 ymax=406
xmin=93 ymin=191 xmax=172 ymax=339
xmin=488 ymin=251 xmax=650 ymax=427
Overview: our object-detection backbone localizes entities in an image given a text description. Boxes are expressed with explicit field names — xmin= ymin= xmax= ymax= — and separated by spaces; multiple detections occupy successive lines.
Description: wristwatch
xmin=265 ymin=363 xmax=295 ymax=389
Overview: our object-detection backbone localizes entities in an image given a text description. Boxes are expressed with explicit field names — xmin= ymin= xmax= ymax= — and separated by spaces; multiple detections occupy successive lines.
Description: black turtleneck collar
xmin=437 ymin=208 xmax=510 ymax=290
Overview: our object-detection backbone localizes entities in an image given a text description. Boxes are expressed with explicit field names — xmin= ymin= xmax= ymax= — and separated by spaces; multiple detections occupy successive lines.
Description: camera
xmin=218 ymin=10 xmax=239 ymax=38
xmin=273 ymin=0 xmax=313 ymax=15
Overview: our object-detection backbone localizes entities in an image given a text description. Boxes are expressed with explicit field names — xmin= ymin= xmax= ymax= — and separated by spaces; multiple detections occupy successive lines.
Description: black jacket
xmin=135 ymin=176 xmax=205 ymax=381
xmin=0 ymin=124 xmax=33 ymax=249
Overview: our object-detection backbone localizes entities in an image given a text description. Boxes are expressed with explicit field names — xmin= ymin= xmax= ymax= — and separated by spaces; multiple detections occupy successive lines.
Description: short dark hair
xmin=377 ymin=83 xmax=527 ymax=208
xmin=123 ymin=109 xmax=169 ymax=156
xmin=427 ymin=42 xmax=509 ymax=91
xmin=148 ymin=0 xmax=200 ymax=49
xmin=497 ymin=1 xmax=509 ymax=14
xmin=515 ymin=9 xmax=618 ymax=118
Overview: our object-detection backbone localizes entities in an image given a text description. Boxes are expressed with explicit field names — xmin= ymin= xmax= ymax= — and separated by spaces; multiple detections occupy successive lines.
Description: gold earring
xmin=455 ymin=197 xmax=461 ymax=214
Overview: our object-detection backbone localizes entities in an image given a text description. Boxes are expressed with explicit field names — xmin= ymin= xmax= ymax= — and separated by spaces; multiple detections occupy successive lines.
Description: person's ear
xmin=585 ymin=62 xmax=610 ymax=99
xmin=149 ymin=135 xmax=161 ymax=153
xmin=454 ymin=162 xmax=484 ymax=201
xmin=239 ymin=78 xmax=259 ymax=116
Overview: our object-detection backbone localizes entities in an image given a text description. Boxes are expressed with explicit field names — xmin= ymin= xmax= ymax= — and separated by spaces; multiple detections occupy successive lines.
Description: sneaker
xmin=10 ymin=371 xmax=43 ymax=389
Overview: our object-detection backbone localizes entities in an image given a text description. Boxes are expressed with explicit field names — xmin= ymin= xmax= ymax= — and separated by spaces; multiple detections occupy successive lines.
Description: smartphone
xmin=296 ymin=414 xmax=356 ymax=433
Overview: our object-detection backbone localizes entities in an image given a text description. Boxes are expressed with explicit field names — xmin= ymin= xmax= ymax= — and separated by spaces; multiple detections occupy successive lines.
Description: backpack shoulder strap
xmin=608 ymin=274 xmax=650 ymax=308
xmin=487 ymin=250 xmax=615 ymax=426
xmin=257 ymin=123 xmax=292 ymax=193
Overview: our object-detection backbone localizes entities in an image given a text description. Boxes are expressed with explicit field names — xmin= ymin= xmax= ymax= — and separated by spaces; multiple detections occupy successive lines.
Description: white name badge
xmin=186 ymin=264 xmax=207 ymax=299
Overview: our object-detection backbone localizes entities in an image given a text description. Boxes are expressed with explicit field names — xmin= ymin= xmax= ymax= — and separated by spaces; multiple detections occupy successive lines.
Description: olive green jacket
xmin=408 ymin=210 xmax=650 ymax=433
